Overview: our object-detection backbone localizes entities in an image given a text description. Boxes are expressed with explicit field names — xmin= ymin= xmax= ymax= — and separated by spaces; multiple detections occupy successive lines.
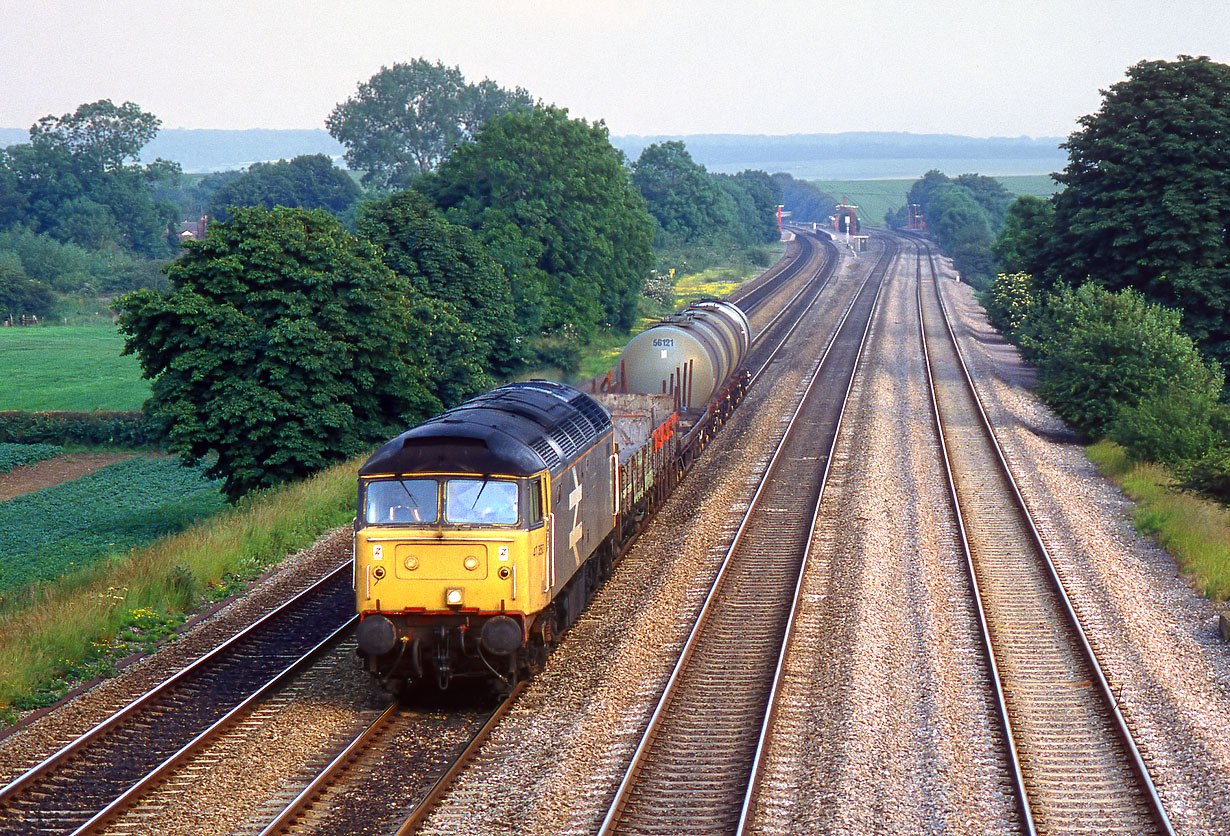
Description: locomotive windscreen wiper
xmin=470 ymin=477 xmax=490 ymax=510
xmin=397 ymin=479 xmax=420 ymax=511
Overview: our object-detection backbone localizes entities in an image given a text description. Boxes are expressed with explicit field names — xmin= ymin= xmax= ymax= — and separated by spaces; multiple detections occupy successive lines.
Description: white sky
xmin=1 ymin=0 xmax=1226 ymax=138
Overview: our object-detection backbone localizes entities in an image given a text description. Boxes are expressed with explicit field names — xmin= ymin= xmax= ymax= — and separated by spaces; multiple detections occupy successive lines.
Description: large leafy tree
xmin=205 ymin=154 xmax=362 ymax=222
xmin=327 ymin=59 xmax=533 ymax=189
xmin=716 ymin=170 xmax=784 ymax=245
xmin=117 ymin=207 xmax=485 ymax=500
xmin=357 ymin=190 xmax=519 ymax=376
xmin=1045 ymin=56 xmax=1230 ymax=366
xmin=30 ymin=99 xmax=159 ymax=171
xmin=419 ymin=105 xmax=654 ymax=337
xmin=0 ymin=260 xmax=55 ymax=319
xmin=951 ymin=173 xmax=1013 ymax=226
xmin=631 ymin=141 xmax=736 ymax=244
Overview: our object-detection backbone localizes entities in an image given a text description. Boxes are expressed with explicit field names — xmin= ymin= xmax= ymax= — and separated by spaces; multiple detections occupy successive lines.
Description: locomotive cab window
xmin=365 ymin=479 xmax=439 ymax=525
xmin=445 ymin=478 xmax=519 ymax=525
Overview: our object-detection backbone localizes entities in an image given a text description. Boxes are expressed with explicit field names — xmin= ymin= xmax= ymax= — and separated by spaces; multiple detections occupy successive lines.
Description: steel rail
xmin=598 ymin=238 xmax=896 ymax=835
xmin=392 ymin=682 xmax=528 ymax=836
xmin=68 ymin=616 xmax=358 ymax=835
xmin=913 ymin=241 xmax=1035 ymax=833
xmin=733 ymin=238 xmax=898 ymax=835
xmin=746 ymin=234 xmax=842 ymax=389
xmin=255 ymin=699 xmax=399 ymax=836
xmin=918 ymin=241 xmax=1174 ymax=834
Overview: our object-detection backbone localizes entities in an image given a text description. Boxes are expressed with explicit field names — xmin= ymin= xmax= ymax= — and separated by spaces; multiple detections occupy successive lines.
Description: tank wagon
xmin=354 ymin=299 xmax=750 ymax=691
xmin=618 ymin=300 xmax=750 ymax=410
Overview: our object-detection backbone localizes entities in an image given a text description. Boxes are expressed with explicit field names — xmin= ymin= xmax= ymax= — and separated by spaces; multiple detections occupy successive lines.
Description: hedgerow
xmin=0 ymin=411 xmax=160 ymax=447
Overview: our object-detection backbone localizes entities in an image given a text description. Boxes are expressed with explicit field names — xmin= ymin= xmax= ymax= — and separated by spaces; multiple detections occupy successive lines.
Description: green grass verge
xmin=0 ymin=456 xmax=362 ymax=719
xmin=0 ymin=442 xmax=64 ymax=474
xmin=0 ymin=327 xmax=150 ymax=411
xmin=1087 ymin=439 xmax=1230 ymax=600
xmin=0 ymin=457 xmax=227 ymax=593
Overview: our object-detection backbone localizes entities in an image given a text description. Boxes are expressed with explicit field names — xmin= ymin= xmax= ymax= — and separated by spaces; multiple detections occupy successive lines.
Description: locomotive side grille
xmin=571 ymin=393 xmax=614 ymax=433
xmin=550 ymin=425 xmax=582 ymax=459
xmin=529 ymin=437 xmax=563 ymax=471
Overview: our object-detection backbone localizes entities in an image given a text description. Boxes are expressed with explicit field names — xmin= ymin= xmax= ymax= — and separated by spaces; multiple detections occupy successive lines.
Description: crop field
xmin=0 ymin=456 xmax=225 ymax=594
xmin=815 ymin=174 xmax=1060 ymax=228
xmin=0 ymin=327 xmax=150 ymax=412
xmin=0 ymin=443 xmax=63 ymax=474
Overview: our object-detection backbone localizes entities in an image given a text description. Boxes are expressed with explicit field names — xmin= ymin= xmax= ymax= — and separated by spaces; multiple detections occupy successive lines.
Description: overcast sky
xmin=1 ymin=0 xmax=1226 ymax=138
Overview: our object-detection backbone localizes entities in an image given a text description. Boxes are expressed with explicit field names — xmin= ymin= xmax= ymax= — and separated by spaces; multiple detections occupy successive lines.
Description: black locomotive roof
xmin=359 ymin=381 xmax=613 ymax=478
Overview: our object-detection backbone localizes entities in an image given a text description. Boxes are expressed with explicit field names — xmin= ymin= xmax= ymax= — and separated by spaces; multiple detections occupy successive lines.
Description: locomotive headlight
xmin=404 ymin=555 xmax=419 ymax=571
xmin=463 ymin=555 xmax=479 ymax=571
xmin=445 ymin=588 xmax=464 ymax=607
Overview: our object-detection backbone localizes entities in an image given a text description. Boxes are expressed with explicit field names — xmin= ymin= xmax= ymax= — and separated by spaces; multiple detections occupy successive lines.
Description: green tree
xmin=952 ymin=173 xmax=1013 ymax=225
xmin=992 ymin=195 xmax=1054 ymax=275
xmin=771 ymin=173 xmax=838 ymax=225
xmin=1046 ymin=56 xmax=1230 ymax=367
xmin=327 ymin=59 xmax=533 ymax=189
xmin=715 ymin=170 xmax=783 ymax=245
xmin=926 ymin=182 xmax=996 ymax=287
xmin=2 ymin=105 xmax=178 ymax=258
xmin=117 ymin=207 xmax=484 ymax=500
xmin=631 ymin=141 xmax=736 ymax=244
xmin=0 ymin=260 xmax=55 ymax=319
xmin=205 ymin=154 xmax=362 ymax=222
xmin=30 ymin=99 xmax=160 ymax=171
xmin=419 ymin=105 xmax=653 ymax=338
xmin=357 ymin=190 xmax=520 ymax=375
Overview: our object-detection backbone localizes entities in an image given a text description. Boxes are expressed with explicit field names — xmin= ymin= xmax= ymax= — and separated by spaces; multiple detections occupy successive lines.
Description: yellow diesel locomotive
xmin=354 ymin=300 xmax=750 ymax=691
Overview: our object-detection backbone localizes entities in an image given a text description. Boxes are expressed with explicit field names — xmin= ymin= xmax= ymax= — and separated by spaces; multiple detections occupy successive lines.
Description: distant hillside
xmin=1 ymin=127 xmax=1066 ymax=180
xmin=610 ymin=132 xmax=1067 ymax=180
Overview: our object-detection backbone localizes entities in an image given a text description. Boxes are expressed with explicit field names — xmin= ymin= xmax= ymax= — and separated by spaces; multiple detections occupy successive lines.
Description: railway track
xmin=0 ymin=564 xmax=354 ymax=836
xmin=594 ymin=238 xmax=897 ymax=835
xmin=252 ymin=685 xmax=521 ymax=836
xmin=917 ymin=244 xmax=1174 ymax=834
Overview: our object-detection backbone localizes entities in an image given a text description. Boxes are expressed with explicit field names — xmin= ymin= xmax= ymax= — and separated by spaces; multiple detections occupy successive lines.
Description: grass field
xmin=0 ymin=327 xmax=150 ymax=412
xmin=815 ymin=174 xmax=1060 ymax=228
xmin=0 ymin=456 xmax=359 ymax=716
